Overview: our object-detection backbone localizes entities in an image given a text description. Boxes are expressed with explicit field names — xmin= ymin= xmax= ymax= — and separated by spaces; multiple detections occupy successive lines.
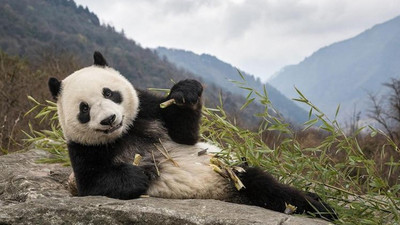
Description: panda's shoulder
xmin=136 ymin=89 xmax=163 ymax=104
xmin=135 ymin=89 xmax=164 ymax=120
xmin=127 ymin=118 xmax=168 ymax=141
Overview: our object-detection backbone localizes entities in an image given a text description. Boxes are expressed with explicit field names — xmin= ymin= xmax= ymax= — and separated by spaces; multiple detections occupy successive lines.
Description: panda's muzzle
xmin=96 ymin=115 xmax=124 ymax=134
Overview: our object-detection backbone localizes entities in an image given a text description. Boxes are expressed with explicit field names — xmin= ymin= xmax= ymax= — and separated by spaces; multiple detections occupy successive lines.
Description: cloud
xmin=75 ymin=0 xmax=400 ymax=81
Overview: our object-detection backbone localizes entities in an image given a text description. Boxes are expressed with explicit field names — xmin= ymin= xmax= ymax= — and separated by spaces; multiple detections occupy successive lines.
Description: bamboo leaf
xmin=236 ymin=69 xmax=245 ymax=81
xmin=303 ymin=118 xmax=319 ymax=130
xmin=335 ymin=104 xmax=341 ymax=118
xmin=240 ymin=98 xmax=255 ymax=110
xmin=27 ymin=95 xmax=40 ymax=105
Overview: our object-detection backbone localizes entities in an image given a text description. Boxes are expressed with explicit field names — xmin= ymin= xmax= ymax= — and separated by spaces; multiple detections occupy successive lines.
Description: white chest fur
xmin=146 ymin=142 xmax=231 ymax=200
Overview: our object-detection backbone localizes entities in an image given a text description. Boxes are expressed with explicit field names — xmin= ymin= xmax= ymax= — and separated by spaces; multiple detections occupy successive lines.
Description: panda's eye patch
xmin=78 ymin=102 xmax=90 ymax=124
xmin=102 ymin=87 xmax=122 ymax=104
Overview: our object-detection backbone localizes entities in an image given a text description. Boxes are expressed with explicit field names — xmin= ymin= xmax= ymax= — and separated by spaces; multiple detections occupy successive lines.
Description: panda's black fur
xmin=48 ymin=52 xmax=337 ymax=221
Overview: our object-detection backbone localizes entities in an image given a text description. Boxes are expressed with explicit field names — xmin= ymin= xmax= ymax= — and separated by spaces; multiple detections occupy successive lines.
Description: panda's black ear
xmin=93 ymin=51 xmax=108 ymax=67
xmin=48 ymin=77 xmax=61 ymax=101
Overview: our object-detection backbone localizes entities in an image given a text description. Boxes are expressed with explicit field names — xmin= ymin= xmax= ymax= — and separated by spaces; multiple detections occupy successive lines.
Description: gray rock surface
xmin=0 ymin=150 xmax=330 ymax=225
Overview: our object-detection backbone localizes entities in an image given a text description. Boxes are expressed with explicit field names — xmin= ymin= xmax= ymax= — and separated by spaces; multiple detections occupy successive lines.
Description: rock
xmin=0 ymin=150 xmax=329 ymax=225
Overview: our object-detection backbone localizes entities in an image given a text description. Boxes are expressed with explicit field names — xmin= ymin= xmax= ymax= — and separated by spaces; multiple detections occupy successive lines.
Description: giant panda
xmin=48 ymin=51 xmax=337 ymax=221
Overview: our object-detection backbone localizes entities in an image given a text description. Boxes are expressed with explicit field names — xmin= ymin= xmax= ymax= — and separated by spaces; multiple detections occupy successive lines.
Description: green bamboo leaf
xmin=239 ymin=86 xmax=253 ymax=91
xmin=27 ymin=95 xmax=40 ymax=105
xmin=228 ymin=79 xmax=246 ymax=86
xmin=303 ymin=118 xmax=319 ymax=130
xmin=294 ymin=86 xmax=307 ymax=100
xmin=236 ymin=69 xmax=245 ymax=81
xmin=245 ymin=90 xmax=253 ymax=100
xmin=240 ymin=98 xmax=255 ymax=110
xmin=293 ymin=98 xmax=307 ymax=103
xmin=205 ymin=107 xmax=219 ymax=112
xmin=263 ymin=85 xmax=268 ymax=98
xmin=24 ymin=105 xmax=39 ymax=117
xmin=335 ymin=104 xmax=341 ymax=118
xmin=45 ymin=100 xmax=57 ymax=106
xmin=35 ymin=110 xmax=50 ymax=119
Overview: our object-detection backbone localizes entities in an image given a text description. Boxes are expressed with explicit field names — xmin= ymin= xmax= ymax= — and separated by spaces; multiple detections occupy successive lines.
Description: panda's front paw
xmin=169 ymin=79 xmax=203 ymax=108
xmin=139 ymin=163 xmax=159 ymax=181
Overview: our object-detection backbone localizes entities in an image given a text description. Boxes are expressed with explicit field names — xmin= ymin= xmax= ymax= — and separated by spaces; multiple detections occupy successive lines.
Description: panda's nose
xmin=100 ymin=114 xmax=116 ymax=126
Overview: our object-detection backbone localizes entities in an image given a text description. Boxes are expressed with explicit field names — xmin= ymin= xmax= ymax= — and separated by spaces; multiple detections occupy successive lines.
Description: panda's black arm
xmin=137 ymin=79 xmax=203 ymax=145
xmin=68 ymin=142 xmax=150 ymax=200
xmin=77 ymin=163 xmax=149 ymax=199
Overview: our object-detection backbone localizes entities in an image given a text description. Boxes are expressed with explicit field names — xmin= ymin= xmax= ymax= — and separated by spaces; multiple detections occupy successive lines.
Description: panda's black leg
xmin=237 ymin=166 xmax=338 ymax=221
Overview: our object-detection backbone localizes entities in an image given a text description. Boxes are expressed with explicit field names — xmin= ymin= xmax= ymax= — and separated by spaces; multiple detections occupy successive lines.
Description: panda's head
xmin=48 ymin=52 xmax=139 ymax=145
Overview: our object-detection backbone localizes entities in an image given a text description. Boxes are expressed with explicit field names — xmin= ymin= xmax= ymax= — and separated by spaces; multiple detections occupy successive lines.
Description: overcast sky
xmin=74 ymin=0 xmax=400 ymax=81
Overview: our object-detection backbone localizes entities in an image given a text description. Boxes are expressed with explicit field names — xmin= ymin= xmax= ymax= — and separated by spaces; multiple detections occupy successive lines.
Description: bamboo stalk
xmin=151 ymin=150 xmax=160 ymax=176
xmin=153 ymin=139 xmax=180 ymax=167
xmin=210 ymin=157 xmax=245 ymax=191
xmin=160 ymin=99 xmax=176 ymax=108
xmin=284 ymin=203 xmax=297 ymax=214
xmin=132 ymin=153 xmax=142 ymax=166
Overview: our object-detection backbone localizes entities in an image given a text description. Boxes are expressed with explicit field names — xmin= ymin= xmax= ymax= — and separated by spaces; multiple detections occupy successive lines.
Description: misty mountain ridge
xmin=269 ymin=15 xmax=400 ymax=121
xmin=156 ymin=47 xmax=309 ymax=124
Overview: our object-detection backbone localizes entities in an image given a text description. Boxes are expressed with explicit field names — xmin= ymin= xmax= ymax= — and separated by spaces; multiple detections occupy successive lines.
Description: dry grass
xmin=0 ymin=50 xmax=81 ymax=154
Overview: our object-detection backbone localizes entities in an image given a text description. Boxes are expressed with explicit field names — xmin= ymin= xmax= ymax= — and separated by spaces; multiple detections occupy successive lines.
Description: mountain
xmin=0 ymin=0 xmax=270 ymax=127
xmin=156 ymin=47 xmax=309 ymax=123
xmin=269 ymin=16 xmax=400 ymax=120
xmin=0 ymin=0 xmax=187 ymax=88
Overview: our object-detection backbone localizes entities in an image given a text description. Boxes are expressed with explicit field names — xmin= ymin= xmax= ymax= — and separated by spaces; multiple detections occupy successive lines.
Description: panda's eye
xmin=80 ymin=102 xmax=90 ymax=113
xmin=78 ymin=102 xmax=90 ymax=124
xmin=103 ymin=88 xmax=113 ymax=98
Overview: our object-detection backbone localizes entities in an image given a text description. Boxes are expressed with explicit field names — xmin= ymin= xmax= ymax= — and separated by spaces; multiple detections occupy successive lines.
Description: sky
xmin=74 ymin=0 xmax=400 ymax=81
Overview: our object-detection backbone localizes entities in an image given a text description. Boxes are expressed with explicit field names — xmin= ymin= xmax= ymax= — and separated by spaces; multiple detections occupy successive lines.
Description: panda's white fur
xmin=57 ymin=66 xmax=139 ymax=145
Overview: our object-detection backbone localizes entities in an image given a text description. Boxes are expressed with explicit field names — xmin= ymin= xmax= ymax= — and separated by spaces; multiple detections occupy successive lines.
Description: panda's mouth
xmin=96 ymin=119 xmax=123 ymax=134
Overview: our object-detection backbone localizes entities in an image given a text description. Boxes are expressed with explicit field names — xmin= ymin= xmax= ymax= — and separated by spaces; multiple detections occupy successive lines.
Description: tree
xmin=368 ymin=77 xmax=400 ymax=141
xmin=0 ymin=50 xmax=81 ymax=154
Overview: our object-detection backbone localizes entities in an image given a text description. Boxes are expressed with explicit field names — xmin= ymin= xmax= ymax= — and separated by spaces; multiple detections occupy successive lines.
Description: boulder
xmin=0 ymin=150 xmax=329 ymax=225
